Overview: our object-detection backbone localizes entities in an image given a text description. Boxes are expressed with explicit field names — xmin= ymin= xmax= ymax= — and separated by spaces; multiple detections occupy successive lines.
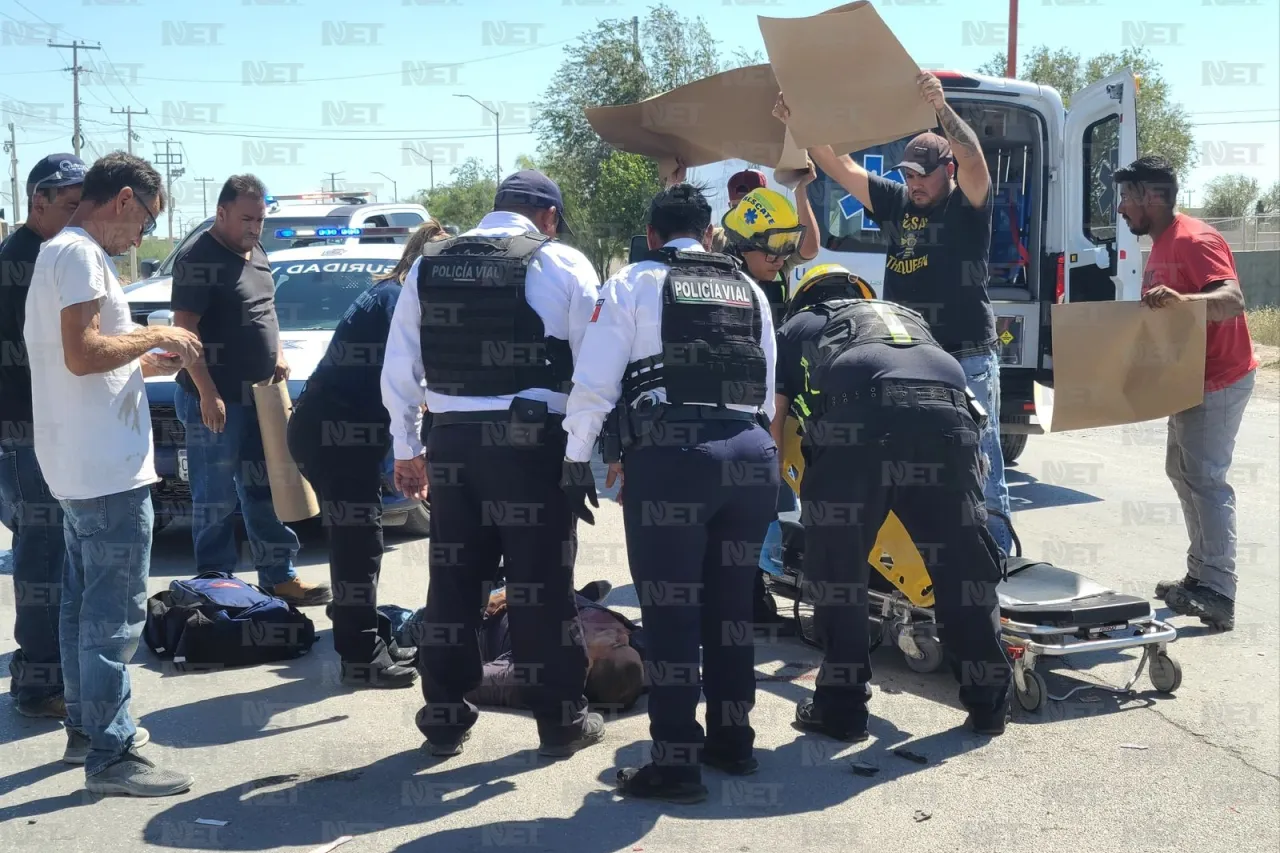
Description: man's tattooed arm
xmin=937 ymin=103 xmax=990 ymax=206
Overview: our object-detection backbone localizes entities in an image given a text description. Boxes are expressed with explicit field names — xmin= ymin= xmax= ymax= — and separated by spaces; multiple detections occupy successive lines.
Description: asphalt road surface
xmin=2 ymin=376 xmax=1277 ymax=853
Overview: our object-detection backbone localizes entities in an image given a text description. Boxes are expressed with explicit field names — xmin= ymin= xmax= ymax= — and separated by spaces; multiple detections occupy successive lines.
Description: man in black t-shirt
xmin=171 ymin=174 xmax=330 ymax=607
xmin=769 ymin=267 xmax=1012 ymax=742
xmin=775 ymin=73 xmax=1012 ymax=555
xmin=0 ymin=153 xmax=85 ymax=719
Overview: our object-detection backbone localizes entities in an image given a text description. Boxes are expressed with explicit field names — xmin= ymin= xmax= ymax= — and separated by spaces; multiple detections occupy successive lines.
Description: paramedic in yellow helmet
xmin=663 ymin=159 xmax=820 ymax=327
xmin=771 ymin=264 xmax=1013 ymax=741
xmin=719 ymin=186 xmax=813 ymax=330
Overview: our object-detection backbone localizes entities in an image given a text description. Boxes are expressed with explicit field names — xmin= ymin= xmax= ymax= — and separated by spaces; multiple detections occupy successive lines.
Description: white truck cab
xmin=789 ymin=68 xmax=1140 ymax=462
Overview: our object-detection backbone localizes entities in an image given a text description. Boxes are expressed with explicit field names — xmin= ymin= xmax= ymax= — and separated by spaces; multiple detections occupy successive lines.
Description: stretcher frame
xmin=765 ymin=513 xmax=1183 ymax=712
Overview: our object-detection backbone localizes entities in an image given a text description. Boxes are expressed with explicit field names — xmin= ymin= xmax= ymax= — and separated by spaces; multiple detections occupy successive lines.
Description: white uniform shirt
xmin=380 ymin=211 xmax=602 ymax=460
xmin=24 ymin=227 xmax=158 ymax=500
xmin=562 ymin=237 xmax=776 ymax=464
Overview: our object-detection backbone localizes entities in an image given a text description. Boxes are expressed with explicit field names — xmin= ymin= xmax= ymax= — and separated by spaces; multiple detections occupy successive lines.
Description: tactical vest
xmin=790 ymin=298 xmax=941 ymax=429
xmin=416 ymin=232 xmax=573 ymax=398
xmin=621 ymin=248 xmax=768 ymax=409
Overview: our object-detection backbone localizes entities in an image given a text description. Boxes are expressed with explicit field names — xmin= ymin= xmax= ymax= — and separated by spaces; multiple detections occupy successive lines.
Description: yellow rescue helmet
xmin=721 ymin=188 xmax=806 ymax=257
xmin=786 ymin=263 xmax=875 ymax=321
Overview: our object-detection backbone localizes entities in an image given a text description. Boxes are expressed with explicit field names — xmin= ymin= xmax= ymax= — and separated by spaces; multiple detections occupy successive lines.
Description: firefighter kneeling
xmin=772 ymin=264 xmax=1013 ymax=739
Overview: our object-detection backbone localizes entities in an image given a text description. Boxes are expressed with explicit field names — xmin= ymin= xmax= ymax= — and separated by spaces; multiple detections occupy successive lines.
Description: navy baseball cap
xmin=493 ymin=169 xmax=573 ymax=236
xmin=26 ymin=153 xmax=88 ymax=194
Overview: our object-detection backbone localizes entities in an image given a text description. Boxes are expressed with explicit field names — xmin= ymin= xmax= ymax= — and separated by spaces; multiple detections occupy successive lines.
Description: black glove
xmin=560 ymin=459 xmax=599 ymax=525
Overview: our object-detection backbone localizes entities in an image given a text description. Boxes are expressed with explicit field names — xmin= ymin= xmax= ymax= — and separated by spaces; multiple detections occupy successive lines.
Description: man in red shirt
xmin=1116 ymin=156 xmax=1258 ymax=631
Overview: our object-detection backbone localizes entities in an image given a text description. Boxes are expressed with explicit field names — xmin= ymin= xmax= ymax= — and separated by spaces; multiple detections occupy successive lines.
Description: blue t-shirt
xmin=303 ymin=278 xmax=402 ymax=426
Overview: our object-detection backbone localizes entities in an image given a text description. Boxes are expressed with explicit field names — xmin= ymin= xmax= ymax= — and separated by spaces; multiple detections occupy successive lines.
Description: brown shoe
xmin=270 ymin=578 xmax=333 ymax=607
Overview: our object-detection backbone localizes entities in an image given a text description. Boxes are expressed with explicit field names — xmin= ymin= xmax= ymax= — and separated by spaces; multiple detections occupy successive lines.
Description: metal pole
xmin=4 ymin=123 xmax=18 ymax=224
xmin=430 ymin=160 xmax=434 ymax=192
xmin=49 ymin=41 xmax=101 ymax=158
xmin=1006 ymin=0 xmax=1018 ymax=78
xmin=373 ymin=171 xmax=397 ymax=202
xmin=113 ymin=106 xmax=147 ymax=279
xmin=495 ymin=111 xmax=501 ymax=185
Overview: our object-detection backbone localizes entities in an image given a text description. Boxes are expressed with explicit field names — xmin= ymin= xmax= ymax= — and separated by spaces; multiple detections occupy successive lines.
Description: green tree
xmin=978 ymin=46 xmax=1196 ymax=181
xmin=410 ymin=158 xmax=496 ymax=231
xmin=1258 ymin=180 xmax=1280 ymax=214
xmin=1201 ymin=174 xmax=1260 ymax=219
xmin=533 ymin=3 xmax=741 ymax=275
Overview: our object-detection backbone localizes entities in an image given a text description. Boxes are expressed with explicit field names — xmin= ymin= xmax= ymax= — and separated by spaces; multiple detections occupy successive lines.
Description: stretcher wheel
xmin=904 ymin=634 xmax=945 ymax=674
xmin=1148 ymin=652 xmax=1182 ymax=693
xmin=1016 ymin=670 xmax=1047 ymax=713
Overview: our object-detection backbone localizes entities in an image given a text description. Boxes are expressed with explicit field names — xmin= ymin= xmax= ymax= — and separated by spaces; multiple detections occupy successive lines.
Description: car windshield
xmin=271 ymin=257 xmax=398 ymax=331
xmin=156 ymin=216 xmax=352 ymax=275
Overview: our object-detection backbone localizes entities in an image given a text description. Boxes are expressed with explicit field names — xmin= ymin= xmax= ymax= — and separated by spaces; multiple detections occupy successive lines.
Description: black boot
xmin=615 ymin=765 xmax=708 ymax=804
xmin=794 ymin=699 xmax=869 ymax=743
xmin=340 ymin=661 xmax=418 ymax=689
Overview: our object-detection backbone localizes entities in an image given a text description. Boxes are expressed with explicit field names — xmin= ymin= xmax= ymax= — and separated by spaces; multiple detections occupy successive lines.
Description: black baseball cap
xmin=26 ymin=153 xmax=88 ymax=194
xmin=892 ymin=133 xmax=954 ymax=176
xmin=493 ymin=169 xmax=573 ymax=236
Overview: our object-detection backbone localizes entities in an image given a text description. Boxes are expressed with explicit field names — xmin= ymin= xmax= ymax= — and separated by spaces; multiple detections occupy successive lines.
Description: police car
xmin=129 ymin=227 xmax=430 ymax=534
xmin=636 ymin=69 xmax=1139 ymax=464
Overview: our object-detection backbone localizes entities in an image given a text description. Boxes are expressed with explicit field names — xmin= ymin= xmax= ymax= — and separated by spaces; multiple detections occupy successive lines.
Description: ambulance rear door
xmin=1061 ymin=69 xmax=1141 ymax=305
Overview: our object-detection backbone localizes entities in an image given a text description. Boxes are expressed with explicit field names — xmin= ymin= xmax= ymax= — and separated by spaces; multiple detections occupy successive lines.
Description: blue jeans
xmin=175 ymin=385 xmax=298 ymax=588
xmin=0 ymin=439 xmax=67 ymax=703
xmin=957 ymin=350 xmax=1013 ymax=555
xmin=59 ymin=486 xmax=152 ymax=777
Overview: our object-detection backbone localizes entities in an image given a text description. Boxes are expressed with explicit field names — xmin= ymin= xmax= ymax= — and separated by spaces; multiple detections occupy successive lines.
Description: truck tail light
xmin=1055 ymin=254 xmax=1065 ymax=303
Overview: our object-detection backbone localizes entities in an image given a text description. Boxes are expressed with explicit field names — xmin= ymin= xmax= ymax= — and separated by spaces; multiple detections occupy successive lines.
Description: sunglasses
xmin=133 ymin=192 xmax=158 ymax=239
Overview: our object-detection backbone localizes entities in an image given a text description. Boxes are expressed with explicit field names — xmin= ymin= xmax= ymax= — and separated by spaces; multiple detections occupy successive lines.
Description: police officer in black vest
xmin=771 ymin=264 xmax=1013 ymax=742
xmin=380 ymin=171 xmax=605 ymax=758
xmin=562 ymin=183 xmax=779 ymax=804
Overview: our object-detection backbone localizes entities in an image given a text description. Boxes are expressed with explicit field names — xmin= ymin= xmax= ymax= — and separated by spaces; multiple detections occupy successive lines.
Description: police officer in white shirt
xmin=380 ymin=170 xmax=605 ymax=759
xmin=561 ymin=183 xmax=779 ymax=804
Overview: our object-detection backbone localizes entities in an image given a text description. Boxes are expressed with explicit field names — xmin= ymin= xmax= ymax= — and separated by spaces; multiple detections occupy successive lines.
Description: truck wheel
xmin=1001 ymin=433 xmax=1028 ymax=466
xmin=401 ymin=501 xmax=431 ymax=537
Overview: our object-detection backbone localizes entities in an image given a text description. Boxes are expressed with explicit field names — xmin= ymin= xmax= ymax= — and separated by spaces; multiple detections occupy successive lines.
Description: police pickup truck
xmin=633 ymin=69 xmax=1140 ymax=464
xmin=128 ymin=227 xmax=430 ymax=534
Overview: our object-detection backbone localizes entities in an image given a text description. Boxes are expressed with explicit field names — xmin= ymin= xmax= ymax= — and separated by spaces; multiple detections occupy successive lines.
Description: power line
xmin=1191 ymin=119 xmax=1280 ymax=127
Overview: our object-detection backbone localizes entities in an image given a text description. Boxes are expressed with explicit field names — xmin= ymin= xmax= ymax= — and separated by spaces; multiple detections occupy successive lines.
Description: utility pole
xmin=194 ymin=177 xmax=216 ymax=219
xmin=1006 ymin=0 xmax=1019 ymax=78
xmin=454 ymin=94 xmax=500 ymax=185
xmin=3 ymin=124 xmax=18 ymax=224
xmin=372 ymin=171 xmax=397 ymax=202
xmin=48 ymin=40 xmax=102 ymax=158
xmin=113 ymin=106 xmax=148 ymax=279
xmin=324 ymin=171 xmax=344 ymax=192
xmin=153 ymin=139 xmax=184 ymax=242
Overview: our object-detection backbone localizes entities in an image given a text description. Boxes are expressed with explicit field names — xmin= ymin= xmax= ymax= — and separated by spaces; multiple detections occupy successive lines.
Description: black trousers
xmin=416 ymin=417 xmax=589 ymax=747
xmin=799 ymin=382 xmax=1012 ymax=724
xmin=287 ymin=399 xmax=391 ymax=666
xmin=622 ymin=418 xmax=778 ymax=783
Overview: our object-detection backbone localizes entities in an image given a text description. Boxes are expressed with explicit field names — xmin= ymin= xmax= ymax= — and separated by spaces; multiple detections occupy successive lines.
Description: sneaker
xmin=63 ymin=726 xmax=150 ymax=765
xmin=270 ymin=578 xmax=333 ymax=607
xmin=84 ymin=752 xmax=193 ymax=797
xmin=701 ymin=746 xmax=759 ymax=776
xmin=340 ymin=661 xmax=417 ymax=689
xmin=538 ymin=712 xmax=605 ymax=758
xmin=1155 ymin=575 xmax=1199 ymax=600
xmin=424 ymin=729 xmax=471 ymax=758
xmin=1166 ymin=584 xmax=1235 ymax=631
xmin=794 ymin=699 xmax=869 ymax=743
xmin=615 ymin=764 xmax=708 ymax=805
xmin=16 ymin=693 xmax=67 ymax=720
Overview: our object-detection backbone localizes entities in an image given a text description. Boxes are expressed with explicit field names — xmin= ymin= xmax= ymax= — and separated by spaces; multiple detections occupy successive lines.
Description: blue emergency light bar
xmin=274 ymin=226 xmax=363 ymax=238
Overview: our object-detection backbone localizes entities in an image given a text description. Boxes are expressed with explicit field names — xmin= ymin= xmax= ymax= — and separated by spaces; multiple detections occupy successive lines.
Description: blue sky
xmin=1 ymin=0 xmax=1276 ymax=235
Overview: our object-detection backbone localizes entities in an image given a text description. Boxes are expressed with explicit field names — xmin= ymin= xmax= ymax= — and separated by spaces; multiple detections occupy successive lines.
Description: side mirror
xmin=139 ymin=258 xmax=160 ymax=279
xmin=628 ymin=234 xmax=650 ymax=265
xmin=147 ymin=309 xmax=174 ymax=327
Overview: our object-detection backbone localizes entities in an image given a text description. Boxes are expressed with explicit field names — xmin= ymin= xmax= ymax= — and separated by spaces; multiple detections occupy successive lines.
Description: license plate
xmin=177 ymin=449 xmax=188 ymax=482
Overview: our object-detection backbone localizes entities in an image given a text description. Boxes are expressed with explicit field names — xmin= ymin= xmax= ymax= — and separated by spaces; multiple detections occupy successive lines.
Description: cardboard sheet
xmin=1047 ymin=301 xmax=1207 ymax=432
xmin=252 ymin=379 xmax=320 ymax=523
xmin=758 ymin=2 xmax=937 ymax=151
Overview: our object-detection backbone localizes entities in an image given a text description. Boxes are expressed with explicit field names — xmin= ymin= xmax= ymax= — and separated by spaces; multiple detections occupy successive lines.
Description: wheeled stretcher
xmin=761 ymin=510 xmax=1183 ymax=713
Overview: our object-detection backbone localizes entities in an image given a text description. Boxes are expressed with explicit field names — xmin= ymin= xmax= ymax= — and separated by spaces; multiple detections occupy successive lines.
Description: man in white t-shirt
xmin=24 ymin=151 xmax=202 ymax=798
